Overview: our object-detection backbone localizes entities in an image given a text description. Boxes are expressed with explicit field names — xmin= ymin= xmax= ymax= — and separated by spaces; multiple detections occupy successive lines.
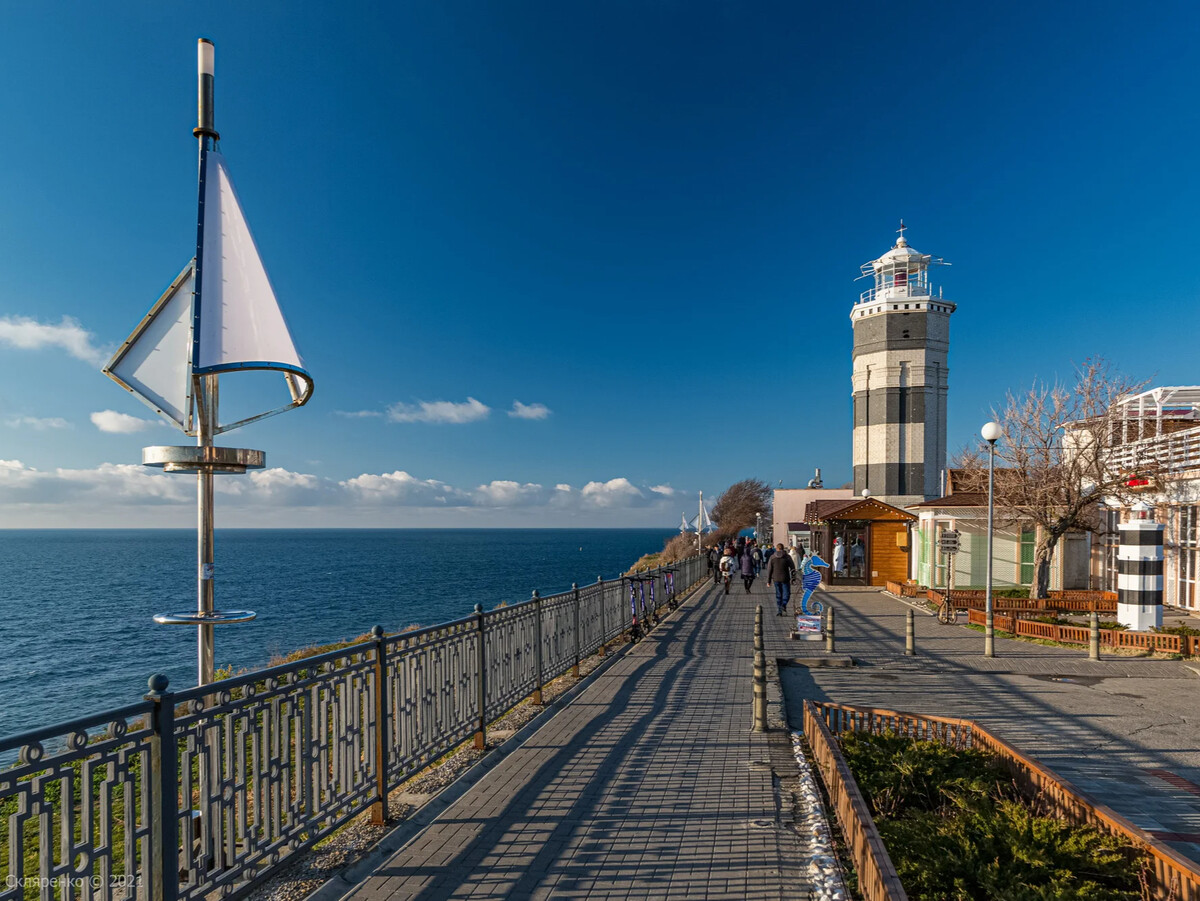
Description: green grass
xmin=840 ymin=731 xmax=1144 ymax=900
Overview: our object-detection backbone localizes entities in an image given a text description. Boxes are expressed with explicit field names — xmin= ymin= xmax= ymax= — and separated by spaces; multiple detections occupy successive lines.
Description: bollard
xmin=905 ymin=608 xmax=915 ymax=656
xmin=825 ymin=606 xmax=835 ymax=653
xmin=1089 ymin=610 xmax=1101 ymax=661
xmin=752 ymin=606 xmax=767 ymax=732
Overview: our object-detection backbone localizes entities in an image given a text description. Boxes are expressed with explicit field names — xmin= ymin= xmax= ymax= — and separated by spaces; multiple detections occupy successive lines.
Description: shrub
xmin=840 ymin=730 xmax=1143 ymax=900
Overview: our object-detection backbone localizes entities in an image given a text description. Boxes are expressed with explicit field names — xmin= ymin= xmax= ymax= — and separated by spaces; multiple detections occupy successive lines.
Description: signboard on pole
xmin=939 ymin=530 xmax=960 ymax=555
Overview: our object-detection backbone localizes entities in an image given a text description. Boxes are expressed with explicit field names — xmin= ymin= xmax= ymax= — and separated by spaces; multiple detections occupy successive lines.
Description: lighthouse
xmin=851 ymin=224 xmax=954 ymax=508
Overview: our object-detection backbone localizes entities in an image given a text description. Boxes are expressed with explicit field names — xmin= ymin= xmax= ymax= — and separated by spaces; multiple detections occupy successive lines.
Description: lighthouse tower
xmin=851 ymin=225 xmax=954 ymax=508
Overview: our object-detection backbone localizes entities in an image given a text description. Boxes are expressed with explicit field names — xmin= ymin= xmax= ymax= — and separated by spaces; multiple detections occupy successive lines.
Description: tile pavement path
xmin=774 ymin=586 xmax=1200 ymax=865
xmin=343 ymin=576 xmax=814 ymax=901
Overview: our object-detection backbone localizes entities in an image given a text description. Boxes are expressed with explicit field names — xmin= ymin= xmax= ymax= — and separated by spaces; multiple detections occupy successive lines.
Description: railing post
xmin=825 ymin=606 xmax=836 ymax=653
xmin=572 ymin=582 xmax=581 ymax=677
xmin=597 ymin=575 xmax=607 ymax=656
xmin=1089 ymin=611 xmax=1101 ymax=661
xmin=905 ymin=609 xmax=915 ymax=656
xmin=753 ymin=606 xmax=767 ymax=732
xmin=474 ymin=603 xmax=487 ymax=749
xmin=370 ymin=625 xmax=389 ymax=824
xmin=532 ymin=590 xmax=544 ymax=705
xmin=145 ymin=674 xmax=179 ymax=901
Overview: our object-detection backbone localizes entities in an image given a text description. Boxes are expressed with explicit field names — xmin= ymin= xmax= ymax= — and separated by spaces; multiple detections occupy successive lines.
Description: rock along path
xmin=340 ymin=576 xmax=817 ymax=901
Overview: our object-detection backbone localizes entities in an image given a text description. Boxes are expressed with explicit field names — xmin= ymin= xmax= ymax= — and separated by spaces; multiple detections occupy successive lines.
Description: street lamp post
xmin=982 ymin=420 xmax=1002 ymax=658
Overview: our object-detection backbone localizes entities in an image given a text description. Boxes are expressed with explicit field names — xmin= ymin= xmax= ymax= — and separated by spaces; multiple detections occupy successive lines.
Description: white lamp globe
xmin=981 ymin=421 xmax=1002 ymax=443
xmin=861 ymin=488 xmax=870 ymax=498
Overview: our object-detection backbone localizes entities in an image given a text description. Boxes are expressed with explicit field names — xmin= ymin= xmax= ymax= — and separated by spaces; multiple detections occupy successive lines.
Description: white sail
xmin=103 ymin=150 xmax=313 ymax=435
xmin=104 ymin=264 xmax=196 ymax=430
xmin=196 ymin=152 xmax=306 ymax=379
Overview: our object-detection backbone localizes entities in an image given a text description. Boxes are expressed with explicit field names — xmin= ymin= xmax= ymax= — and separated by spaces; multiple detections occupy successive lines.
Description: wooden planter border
xmin=805 ymin=699 xmax=1200 ymax=901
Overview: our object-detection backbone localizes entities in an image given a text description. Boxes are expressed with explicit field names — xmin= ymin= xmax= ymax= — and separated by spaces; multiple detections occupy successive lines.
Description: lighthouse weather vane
xmin=103 ymin=39 xmax=314 ymax=688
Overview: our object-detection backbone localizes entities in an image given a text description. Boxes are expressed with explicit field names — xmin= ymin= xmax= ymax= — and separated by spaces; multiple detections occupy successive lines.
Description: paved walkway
xmin=344 ymin=578 xmax=813 ymax=901
xmin=777 ymin=587 xmax=1200 ymax=865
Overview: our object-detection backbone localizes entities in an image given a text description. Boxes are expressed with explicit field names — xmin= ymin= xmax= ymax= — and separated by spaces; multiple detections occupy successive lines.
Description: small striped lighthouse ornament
xmin=1117 ymin=502 xmax=1164 ymax=631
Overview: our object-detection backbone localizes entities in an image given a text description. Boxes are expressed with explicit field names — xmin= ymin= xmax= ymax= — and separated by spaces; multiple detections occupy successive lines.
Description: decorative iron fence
xmin=0 ymin=556 xmax=707 ymax=901
xmin=809 ymin=700 xmax=1200 ymax=901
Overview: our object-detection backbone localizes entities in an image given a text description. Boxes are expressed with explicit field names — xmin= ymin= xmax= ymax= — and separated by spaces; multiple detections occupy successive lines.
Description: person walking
xmin=751 ymin=542 xmax=763 ymax=575
xmin=740 ymin=544 xmax=756 ymax=593
xmin=719 ymin=545 xmax=738 ymax=595
xmin=709 ymin=545 xmax=721 ymax=585
xmin=766 ymin=543 xmax=796 ymax=616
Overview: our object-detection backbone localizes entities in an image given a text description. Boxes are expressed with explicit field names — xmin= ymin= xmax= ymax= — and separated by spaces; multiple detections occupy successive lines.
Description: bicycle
xmin=937 ymin=590 xmax=958 ymax=624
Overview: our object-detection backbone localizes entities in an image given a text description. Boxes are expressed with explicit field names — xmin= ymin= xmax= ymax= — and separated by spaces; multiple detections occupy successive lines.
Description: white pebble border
xmin=791 ymin=731 xmax=849 ymax=901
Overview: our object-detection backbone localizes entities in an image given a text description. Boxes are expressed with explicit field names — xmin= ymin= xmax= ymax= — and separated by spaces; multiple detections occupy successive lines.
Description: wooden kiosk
xmin=803 ymin=497 xmax=916 ymax=587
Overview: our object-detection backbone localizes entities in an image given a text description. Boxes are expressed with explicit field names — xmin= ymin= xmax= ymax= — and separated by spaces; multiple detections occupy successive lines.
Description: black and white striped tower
xmin=851 ymin=224 xmax=954 ymax=507
xmin=1117 ymin=505 xmax=1164 ymax=631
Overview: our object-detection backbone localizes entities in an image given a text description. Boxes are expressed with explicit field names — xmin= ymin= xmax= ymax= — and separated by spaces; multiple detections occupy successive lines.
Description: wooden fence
xmin=801 ymin=700 xmax=908 ymax=901
xmin=885 ymin=582 xmax=1118 ymax=614
xmin=964 ymin=608 xmax=1200 ymax=655
xmin=808 ymin=700 xmax=1200 ymax=901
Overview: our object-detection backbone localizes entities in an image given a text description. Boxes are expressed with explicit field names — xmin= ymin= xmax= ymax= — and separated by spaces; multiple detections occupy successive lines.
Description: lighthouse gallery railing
xmin=0 ymin=555 xmax=706 ymax=901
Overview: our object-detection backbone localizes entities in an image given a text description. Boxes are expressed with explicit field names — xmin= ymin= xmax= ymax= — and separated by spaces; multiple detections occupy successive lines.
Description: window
xmin=1019 ymin=530 xmax=1036 ymax=586
xmin=1100 ymin=508 xmax=1120 ymax=592
xmin=1178 ymin=506 xmax=1198 ymax=609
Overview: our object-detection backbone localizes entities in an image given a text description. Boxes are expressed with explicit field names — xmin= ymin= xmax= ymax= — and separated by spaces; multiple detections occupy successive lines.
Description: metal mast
xmin=195 ymin=38 xmax=219 ymax=687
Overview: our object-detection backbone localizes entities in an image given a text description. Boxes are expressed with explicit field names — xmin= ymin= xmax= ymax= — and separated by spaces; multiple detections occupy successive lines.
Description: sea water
xmin=0 ymin=528 xmax=674 ymax=738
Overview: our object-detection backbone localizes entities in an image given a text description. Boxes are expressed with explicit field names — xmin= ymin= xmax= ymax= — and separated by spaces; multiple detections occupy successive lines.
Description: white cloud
xmin=508 ymin=401 xmax=551 ymax=420
xmin=580 ymin=477 xmax=650 ymax=508
xmin=472 ymin=480 xmax=548 ymax=507
xmin=650 ymin=484 xmax=675 ymax=497
xmin=5 ymin=416 xmax=72 ymax=430
xmin=387 ymin=398 xmax=491 ymax=424
xmin=0 ymin=459 xmax=683 ymax=526
xmin=333 ymin=410 xmax=384 ymax=419
xmin=0 ymin=315 xmax=109 ymax=366
xmin=90 ymin=410 xmax=159 ymax=433
xmin=341 ymin=470 xmax=472 ymax=505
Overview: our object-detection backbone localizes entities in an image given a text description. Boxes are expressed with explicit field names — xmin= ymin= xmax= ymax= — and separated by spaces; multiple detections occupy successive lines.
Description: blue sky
xmin=2 ymin=1 xmax=1200 ymax=527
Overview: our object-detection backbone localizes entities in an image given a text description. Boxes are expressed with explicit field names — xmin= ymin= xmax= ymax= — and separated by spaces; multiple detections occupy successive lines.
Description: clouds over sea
xmin=0 ymin=460 xmax=682 ymax=527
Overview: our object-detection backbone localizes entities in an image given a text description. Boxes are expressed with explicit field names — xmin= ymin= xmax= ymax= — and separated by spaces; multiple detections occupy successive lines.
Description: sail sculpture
xmin=102 ymin=39 xmax=313 ymax=687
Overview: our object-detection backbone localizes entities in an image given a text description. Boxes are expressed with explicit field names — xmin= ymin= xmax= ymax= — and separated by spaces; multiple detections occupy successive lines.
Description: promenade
xmin=340 ymin=577 xmax=815 ymax=901
xmin=335 ymin=579 xmax=1200 ymax=901
xmin=780 ymin=587 xmax=1200 ymax=864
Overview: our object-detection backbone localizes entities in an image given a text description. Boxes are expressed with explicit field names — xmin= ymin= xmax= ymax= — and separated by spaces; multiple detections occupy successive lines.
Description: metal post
xmin=753 ymin=606 xmax=767 ymax=732
xmin=825 ymin=606 xmax=836 ymax=653
xmin=1090 ymin=611 xmax=1101 ymax=660
xmin=145 ymin=674 xmax=179 ymax=901
xmin=905 ymin=608 xmax=915 ymax=656
xmin=532 ymin=590 xmax=544 ymax=705
xmin=370 ymin=626 xmax=388 ymax=824
xmin=597 ymin=575 xmax=607 ymax=656
xmin=197 ymin=377 xmax=217 ymax=687
xmin=985 ymin=438 xmax=997 ymax=658
xmin=194 ymin=39 xmax=219 ymax=689
xmin=572 ymin=582 xmax=581 ymax=677
xmin=474 ymin=603 xmax=486 ymax=749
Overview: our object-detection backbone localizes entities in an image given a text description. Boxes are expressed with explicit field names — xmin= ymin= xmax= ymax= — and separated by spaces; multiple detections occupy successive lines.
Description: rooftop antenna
xmin=103 ymin=39 xmax=314 ymax=687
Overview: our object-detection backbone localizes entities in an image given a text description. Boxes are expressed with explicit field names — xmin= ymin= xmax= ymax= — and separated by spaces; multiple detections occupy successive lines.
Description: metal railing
xmin=0 ymin=555 xmax=707 ymax=901
xmin=1108 ymin=425 xmax=1200 ymax=475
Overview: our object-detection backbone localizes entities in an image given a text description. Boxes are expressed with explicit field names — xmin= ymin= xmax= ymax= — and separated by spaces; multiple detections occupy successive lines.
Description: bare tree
xmin=955 ymin=358 xmax=1149 ymax=599
xmin=711 ymin=478 xmax=772 ymax=544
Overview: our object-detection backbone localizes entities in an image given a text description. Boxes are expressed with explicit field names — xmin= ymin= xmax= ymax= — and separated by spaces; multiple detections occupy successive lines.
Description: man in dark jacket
xmin=765 ymin=543 xmax=796 ymax=616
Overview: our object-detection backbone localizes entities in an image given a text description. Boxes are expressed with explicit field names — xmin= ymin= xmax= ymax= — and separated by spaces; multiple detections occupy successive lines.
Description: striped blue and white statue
xmin=800 ymin=553 xmax=829 ymax=615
